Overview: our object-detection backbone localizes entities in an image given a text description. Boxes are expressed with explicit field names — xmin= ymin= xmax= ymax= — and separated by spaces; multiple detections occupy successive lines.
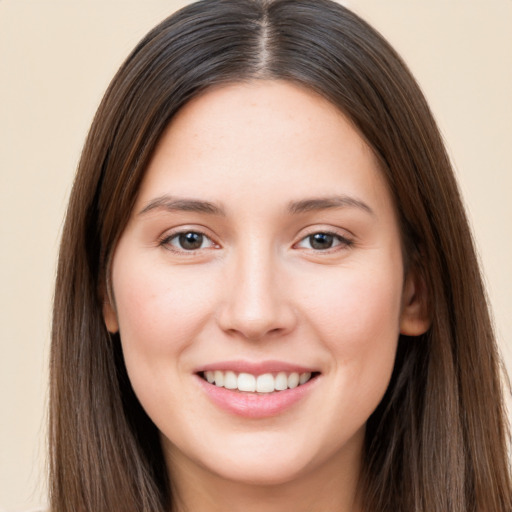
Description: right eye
xmin=161 ymin=231 xmax=216 ymax=252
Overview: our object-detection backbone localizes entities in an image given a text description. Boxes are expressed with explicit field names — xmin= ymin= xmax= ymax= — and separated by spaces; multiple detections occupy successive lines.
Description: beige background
xmin=1 ymin=0 xmax=511 ymax=510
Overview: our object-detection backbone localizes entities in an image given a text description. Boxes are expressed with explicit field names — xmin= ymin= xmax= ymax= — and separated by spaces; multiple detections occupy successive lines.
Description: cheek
xmin=302 ymin=265 xmax=403 ymax=342
xmin=298 ymin=263 xmax=403 ymax=396
xmin=112 ymin=255 xmax=218 ymax=368
xmin=111 ymin=255 xmax=224 ymax=426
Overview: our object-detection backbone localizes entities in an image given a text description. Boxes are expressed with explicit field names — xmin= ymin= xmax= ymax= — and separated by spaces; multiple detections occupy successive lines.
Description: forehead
xmin=135 ymin=80 xmax=392 ymax=218
xmin=162 ymin=80 xmax=368 ymax=159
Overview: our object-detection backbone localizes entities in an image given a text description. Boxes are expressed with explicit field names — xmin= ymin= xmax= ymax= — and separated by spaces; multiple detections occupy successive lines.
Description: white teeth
xmin=256 ymin=373 xmax=275 ymax=393
xmin=214 ymin=370 xmax=224 ymax=387
xmin=299 ymin=372 xmax=311 ymax=385
xmin=203 ymin=369 xmax=315 ymax=393
xmin=288 ymin=372 xmax=300 ymax=389
xmin=224 ymin=371 xmax=237 ymax=389
xmin=275 ymin=372 xmax=288 ymax=391
xmin=238 ymin=373 xmax=256 ymax=392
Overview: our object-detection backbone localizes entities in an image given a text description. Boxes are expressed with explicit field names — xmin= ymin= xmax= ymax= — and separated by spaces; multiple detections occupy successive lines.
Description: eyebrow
xmin=138 ymin=194 xmax=374 ymax=217
xmin=138 ymin=196 xmax=226 ymax=216
xmin=287 ymin=196 xmax=375 ymax=216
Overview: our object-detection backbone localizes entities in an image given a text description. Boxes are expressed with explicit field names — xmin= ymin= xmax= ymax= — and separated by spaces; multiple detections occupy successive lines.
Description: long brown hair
xmin=50 ymin=1 xmax=511 ymax=510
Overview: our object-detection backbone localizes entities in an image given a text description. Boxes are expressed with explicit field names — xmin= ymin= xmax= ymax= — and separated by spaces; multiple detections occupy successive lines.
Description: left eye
xmin=164 ymin=231 xmax=215 ymax=251
xmin=296 ymin=232 xmax=351 ymax=251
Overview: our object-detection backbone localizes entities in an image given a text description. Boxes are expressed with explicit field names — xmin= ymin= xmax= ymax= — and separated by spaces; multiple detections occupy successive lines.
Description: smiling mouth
xmin=199 ymin=370 xmax=320 ymax=394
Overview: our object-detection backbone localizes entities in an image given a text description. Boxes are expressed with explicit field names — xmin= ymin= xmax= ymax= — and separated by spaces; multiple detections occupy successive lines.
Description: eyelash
xmin=159 ymin=229 xmax=217 ymax=254
xmin=295 ymin=231 xmax=354 ymax=252
xmin=159 ymin=229 xmax=354 ymax=254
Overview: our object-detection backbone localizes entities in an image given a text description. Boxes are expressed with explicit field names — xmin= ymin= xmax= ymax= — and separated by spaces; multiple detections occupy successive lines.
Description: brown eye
xmin=296 ymin=231 xmax=353 ymax=251
xmin=309 ymin=233 xmax=334 ymax=250
xmin=163 ymin=231 xmax=215 ymax=252
xmin=179 ymin=232 xmax=204 ymax=250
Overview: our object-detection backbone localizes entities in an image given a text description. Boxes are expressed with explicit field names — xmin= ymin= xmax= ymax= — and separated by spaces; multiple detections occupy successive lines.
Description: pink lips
xmin=195 ymin=360 xmax=319 ymax=419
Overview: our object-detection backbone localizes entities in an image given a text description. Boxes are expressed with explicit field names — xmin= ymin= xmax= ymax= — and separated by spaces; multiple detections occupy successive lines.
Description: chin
xmin=205 ymin=455 xmax=310 ymax=487
xmin=164 ymin=430 xmax=321 ymax=488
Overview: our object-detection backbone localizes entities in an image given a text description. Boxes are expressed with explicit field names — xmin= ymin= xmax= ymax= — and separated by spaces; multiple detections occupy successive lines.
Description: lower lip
xmin=195 ymin=374 xmax=318 ymax=418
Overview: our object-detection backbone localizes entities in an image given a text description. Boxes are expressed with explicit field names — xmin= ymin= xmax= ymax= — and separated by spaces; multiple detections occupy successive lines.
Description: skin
xmin=104 ymin=81 xmax=429 ymax=512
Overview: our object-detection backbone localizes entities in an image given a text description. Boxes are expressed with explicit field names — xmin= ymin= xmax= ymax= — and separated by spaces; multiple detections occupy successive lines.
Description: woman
xmin=49 ymin=0 xmax=512 ymax=511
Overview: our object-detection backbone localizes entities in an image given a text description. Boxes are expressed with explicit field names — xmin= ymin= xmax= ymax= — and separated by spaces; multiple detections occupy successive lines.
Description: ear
xmin=103 ymin=298 xmax=119 ymax=334
xmin=400 ymin=269 xmax=431 ymax=336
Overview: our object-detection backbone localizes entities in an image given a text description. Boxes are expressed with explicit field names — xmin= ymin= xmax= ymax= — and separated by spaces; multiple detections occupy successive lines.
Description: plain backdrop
xmin=1 ymin=0 xmax=511 ymax=510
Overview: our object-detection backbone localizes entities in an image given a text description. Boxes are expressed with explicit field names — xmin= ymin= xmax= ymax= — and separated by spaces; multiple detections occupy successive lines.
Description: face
xmin=104 ymin=81 xmax=428 ymax=490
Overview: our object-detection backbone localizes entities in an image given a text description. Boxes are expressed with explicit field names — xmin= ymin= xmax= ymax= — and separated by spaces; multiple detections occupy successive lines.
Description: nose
xmin=216 ymin=244 xmax=297 ymax=341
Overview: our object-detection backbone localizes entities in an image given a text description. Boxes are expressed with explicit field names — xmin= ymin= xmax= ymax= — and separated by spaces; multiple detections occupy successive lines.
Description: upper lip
xmin=195 ymin=360 xmax=319 ymax=376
